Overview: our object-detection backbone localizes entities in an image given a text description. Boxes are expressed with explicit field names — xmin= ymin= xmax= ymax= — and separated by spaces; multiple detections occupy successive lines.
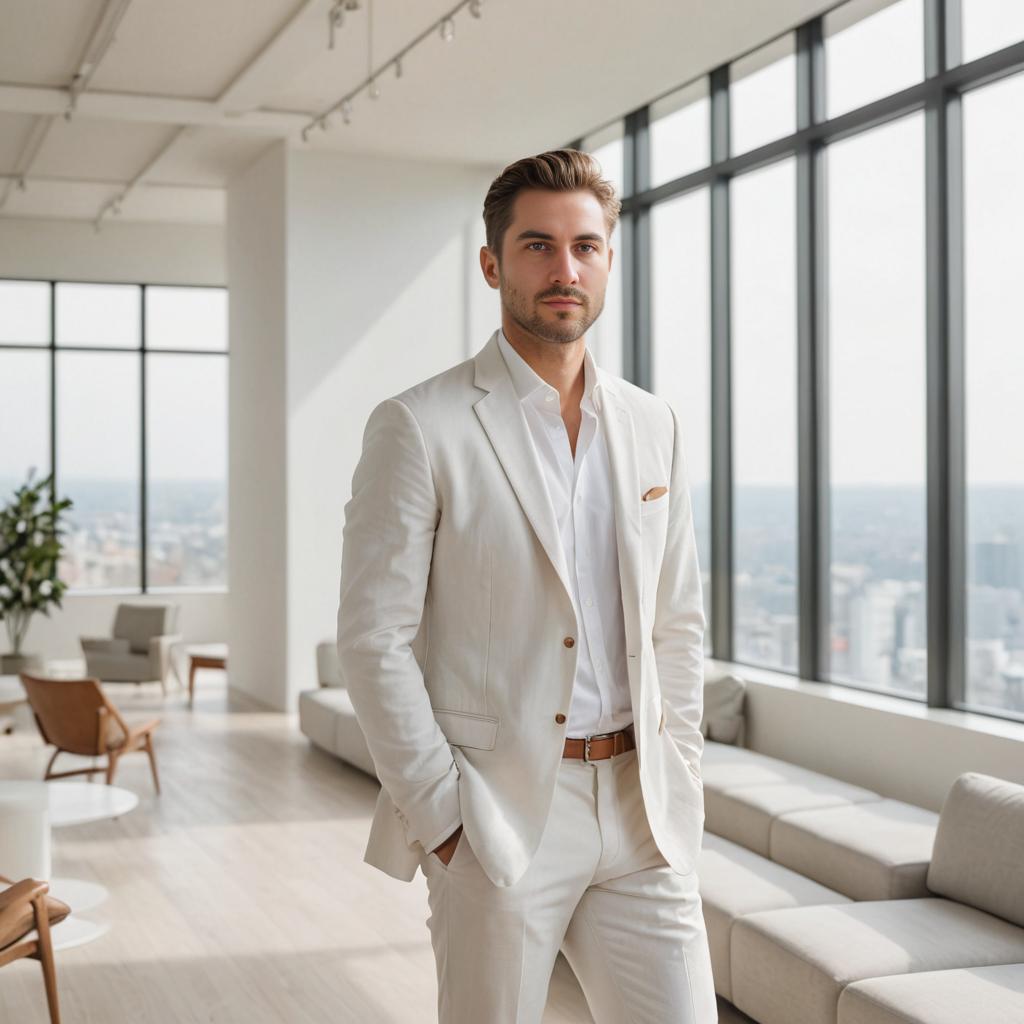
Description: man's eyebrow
xmin=514 ymin=230 xmax=605 ymax=243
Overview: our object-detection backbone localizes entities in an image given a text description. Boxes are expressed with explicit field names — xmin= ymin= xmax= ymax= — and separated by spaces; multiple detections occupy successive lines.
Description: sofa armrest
xmin=149 ymin=633 xmax=183 ymax=683
xmin=81 ymin=636 xmax=131 ymax=655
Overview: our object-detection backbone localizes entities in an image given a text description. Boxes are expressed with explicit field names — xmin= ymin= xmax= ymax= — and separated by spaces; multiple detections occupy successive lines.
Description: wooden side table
xmin=186 ymin=643 xmax=228 ymax=707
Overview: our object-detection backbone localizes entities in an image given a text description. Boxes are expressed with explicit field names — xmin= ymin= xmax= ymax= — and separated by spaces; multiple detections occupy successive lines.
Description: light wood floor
xmin=0 ymin=671 xmax=753 ymax=1023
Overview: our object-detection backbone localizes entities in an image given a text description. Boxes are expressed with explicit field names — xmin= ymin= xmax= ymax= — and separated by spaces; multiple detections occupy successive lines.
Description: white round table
xmin=0 ymin=781 xmax=139 ymax=949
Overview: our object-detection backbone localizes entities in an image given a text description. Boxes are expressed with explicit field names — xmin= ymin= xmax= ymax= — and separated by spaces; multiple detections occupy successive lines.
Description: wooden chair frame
xmin=0 ymin=872 xmax=66 ymax=1023
xmin=19 ymin=673 xmax=161 ymax=795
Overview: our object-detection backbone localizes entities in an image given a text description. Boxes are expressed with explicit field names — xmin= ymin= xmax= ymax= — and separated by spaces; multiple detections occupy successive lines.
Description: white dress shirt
xmin=496 ymin=329 xmax=632 ymax=738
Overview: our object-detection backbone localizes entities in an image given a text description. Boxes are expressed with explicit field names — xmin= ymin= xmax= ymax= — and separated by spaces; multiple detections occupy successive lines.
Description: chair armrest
xmin=81 ymin=636 xmax=131 ymax=655
xmin=0 ymin=877 xmax=48 ymax=913
xmin=125 ymin=717 xmax=161 ymax=741
xmin=149 ymin=634 xmax=183 ymax=683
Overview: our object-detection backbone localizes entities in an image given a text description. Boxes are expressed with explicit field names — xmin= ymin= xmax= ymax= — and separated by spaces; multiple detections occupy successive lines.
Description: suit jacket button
xmin=563 ymin=636 xmax=575 ymax=648
xmin=555 ymin=713 xmax=566 ymax=724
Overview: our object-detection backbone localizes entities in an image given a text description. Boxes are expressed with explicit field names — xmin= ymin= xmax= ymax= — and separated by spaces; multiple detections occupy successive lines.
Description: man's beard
xmin=499 ymin=276 xmax=605 ymax=344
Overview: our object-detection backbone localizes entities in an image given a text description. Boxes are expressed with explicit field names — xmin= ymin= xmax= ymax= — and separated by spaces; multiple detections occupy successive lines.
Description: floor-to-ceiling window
xmin=0 ymin=279 xmax=228 ymax=592
xmin=569 ymin=0 xmax=1024 ymax=722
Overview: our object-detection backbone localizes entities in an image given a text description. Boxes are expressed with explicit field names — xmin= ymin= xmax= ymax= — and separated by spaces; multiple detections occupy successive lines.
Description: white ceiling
xmin=0 ymin=0 xmax=834 ymax=227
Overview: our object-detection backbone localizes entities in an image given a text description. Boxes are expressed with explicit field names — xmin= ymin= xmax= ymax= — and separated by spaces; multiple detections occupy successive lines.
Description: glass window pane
xmin=826 ymin=114 xmax=927 ymax=698
xmin=56 ymin=282 xmax=140 ymax=348
xmin=0 ymin=280 xmax=50 ymax=345
xmin=825 ymin=0 xmax=924 ymax=119
xmin=0 ymin=351 xmax=50 ymax=494
xmin=582 ymin=121 xmax=626 ymax=199
xmin=146 ymin=354 xmax=227 ymax=588
xmin=651 ymin=188 xmax=712 ymax=650
xmin=732 ymin=158 xmax=799 ymax=672
xmin=650 ymin=79 xmax=710 ymax=188
xmin=589 ymin=222 xmax=623 ymax=378
xmin=146 ymin=286 xmax=228 ymax=352
xmin=730 ymin=34 xmax=796 ymax=156
xmin=963 ymin=72 xmax=1024 ymax=716
xmin=962 ymin=0 xmax=1024 ymax=63
xmin=56 ymin=351 xmax=140 ymax=589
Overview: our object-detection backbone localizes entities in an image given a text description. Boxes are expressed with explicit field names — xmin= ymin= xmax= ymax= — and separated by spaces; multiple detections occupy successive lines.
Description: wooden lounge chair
xmin=19 ymin=673 xmax=161 ymax=795
xmin=0 ymin=872 xmax=71 ymax=1023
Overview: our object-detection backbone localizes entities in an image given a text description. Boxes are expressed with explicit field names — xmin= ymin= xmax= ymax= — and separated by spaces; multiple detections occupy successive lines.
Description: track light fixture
xmin=304 ymin=0 xmax=489 ymax=143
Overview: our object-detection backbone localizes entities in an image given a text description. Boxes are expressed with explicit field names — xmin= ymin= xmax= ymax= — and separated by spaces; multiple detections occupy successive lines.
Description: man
xmin=337 ymin=149 xmax=716 ymax=1023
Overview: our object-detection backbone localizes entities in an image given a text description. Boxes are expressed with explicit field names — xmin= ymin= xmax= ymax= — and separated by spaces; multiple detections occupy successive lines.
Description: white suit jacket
xmin=336 ymin=329 xmax=707 ymax=888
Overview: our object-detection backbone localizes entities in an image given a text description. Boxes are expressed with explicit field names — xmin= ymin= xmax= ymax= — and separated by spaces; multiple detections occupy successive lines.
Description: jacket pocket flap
xmin=433 ymin=708 xmax=499 ymax=750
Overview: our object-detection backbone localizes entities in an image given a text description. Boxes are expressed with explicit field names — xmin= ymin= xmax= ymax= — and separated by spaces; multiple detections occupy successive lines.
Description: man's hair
xmin=482 ymin=148 xmax=621 ymax=260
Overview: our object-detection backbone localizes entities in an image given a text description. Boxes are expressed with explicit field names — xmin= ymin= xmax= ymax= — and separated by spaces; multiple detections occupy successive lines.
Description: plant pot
xmin=0 ymin=652 xmax=44 ymax=676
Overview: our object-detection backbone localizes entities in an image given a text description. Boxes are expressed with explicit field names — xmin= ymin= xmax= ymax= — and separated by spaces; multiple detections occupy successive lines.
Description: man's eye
xmin=578 ymin=244 xmax=596 ymax=253
xmin=527 ymin=242 xmax=547 ymax=251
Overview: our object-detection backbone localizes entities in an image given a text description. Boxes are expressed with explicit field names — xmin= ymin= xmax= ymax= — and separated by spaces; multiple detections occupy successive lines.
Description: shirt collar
xmin=497 ymin=328 xmax=603 ymax=413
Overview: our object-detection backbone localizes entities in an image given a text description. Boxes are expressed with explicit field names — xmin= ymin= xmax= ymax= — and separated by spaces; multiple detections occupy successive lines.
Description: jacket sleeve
xmin=336 ymin=397 xmax=461 ymax=853
xmin=651 ymin=401 xmax=708 ymax=768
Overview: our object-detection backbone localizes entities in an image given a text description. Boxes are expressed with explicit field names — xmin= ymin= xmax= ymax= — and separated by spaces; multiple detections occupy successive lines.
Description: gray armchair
xmin=80 ymin=603 xmax=182 ymax=696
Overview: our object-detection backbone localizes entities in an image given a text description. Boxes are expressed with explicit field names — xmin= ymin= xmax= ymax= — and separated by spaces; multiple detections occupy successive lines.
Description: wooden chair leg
xmin=43 ymin=748 xmax=60 ymax=781
xmin=144 ymin=734 xmax=161 ymax=795
xmin=105 ymin=752 xmax=119 ymax=786
xmin=33 ymin=893 xmax=62 ymax=1024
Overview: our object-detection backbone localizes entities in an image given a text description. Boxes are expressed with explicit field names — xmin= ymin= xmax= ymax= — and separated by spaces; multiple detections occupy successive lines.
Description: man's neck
xmin=501 ymin=318 xmax=586 ymax=408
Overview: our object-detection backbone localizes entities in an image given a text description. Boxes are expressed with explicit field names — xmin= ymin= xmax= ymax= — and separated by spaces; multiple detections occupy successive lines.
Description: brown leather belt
xmin=563 ymin=723 xmax=635 ymax=762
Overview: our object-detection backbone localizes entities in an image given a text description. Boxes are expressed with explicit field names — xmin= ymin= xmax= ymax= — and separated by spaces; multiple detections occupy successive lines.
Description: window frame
xmin=0 ymin=278 xmax=228 ymax=595
xmin=568 ymin=0 xmax=1024 ymax=724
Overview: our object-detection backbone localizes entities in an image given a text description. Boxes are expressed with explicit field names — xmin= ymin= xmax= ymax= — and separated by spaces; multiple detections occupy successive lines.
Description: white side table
xmin=0 ymin=781 xmax=138 ymax=950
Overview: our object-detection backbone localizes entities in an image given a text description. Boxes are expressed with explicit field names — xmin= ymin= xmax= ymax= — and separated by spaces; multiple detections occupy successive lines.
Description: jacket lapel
xmin=472 ymin=331 xmax=644 ymax=652
xmin=595 ymin=371 xmax=643 ymax=662
xmin=473 ymin=332 xmax=574 ymax=604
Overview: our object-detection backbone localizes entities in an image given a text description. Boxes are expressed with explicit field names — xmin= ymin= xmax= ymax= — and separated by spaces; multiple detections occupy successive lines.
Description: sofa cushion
xmin=838 ymin=963 xmax=1024 ymax=1024
xmin=316 ymin=641 xmax=344 ymax=688
xmin=113 ymin=604 xmax=174 ymax=654
xmin=698 ymin=832 xmax=851 ymax=1000
xmin=299 ymin=688 xmax=352 ymax=754
xmin=927 ymin=772 xmax=1024 ymax=928
xmin=299 ymin=688 xmax=377 ymax=778
xmin=731 ymin=899 xmax=1024 ymax=1024
xmin=702 ymin=741 xmax=840 ymax=792
xmin=701 ymin=671 xmax=746 ymax=745
xmin=769 ymin=799 xmax=938 ymax=900
xmin=707 ymin=778 xmax=880 ymax=858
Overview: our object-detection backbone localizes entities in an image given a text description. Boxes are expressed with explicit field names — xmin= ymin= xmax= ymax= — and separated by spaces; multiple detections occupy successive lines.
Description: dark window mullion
xmin=709 ymin=65 xmax=733 ymax=661
xmin=140 ymin=284 xmax=147 ymax=593
xmin=796 ymin=19 xmax=829 ymax=683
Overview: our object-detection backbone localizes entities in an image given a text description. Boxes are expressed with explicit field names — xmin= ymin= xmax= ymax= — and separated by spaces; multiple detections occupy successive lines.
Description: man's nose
xmin=549 ymin=249 xmax=580 ymax=286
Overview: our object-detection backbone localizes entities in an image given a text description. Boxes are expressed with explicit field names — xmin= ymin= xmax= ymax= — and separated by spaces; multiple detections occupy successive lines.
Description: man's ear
xmin=607 ymin=244 xmax=614 ymax=275
xmin=480 ymin=245 xmax=500 ymax=290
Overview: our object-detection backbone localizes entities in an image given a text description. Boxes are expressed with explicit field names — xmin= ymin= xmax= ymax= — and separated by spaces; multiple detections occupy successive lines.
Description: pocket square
xmin=642 ymin=485 xmax=668 ymax=501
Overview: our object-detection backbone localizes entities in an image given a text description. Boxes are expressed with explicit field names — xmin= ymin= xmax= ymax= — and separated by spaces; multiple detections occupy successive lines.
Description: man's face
xmin=481 ymin=188 xmax=614 ymax=345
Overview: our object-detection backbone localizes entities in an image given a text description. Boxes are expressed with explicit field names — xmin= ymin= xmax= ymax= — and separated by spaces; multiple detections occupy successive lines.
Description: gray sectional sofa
xmin=300 ymin=643 xmax=1024 ymax=1022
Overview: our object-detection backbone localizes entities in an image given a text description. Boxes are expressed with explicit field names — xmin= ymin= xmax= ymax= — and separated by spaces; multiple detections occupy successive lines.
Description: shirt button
xmin=563 ymin=636 xmax=575 ymax=648
xmin=555 ymin=713 xmax=566 ymax=724
xmin=586 ymin=598 xmax=594 ymax=607
xmin=545 ymin=393 xmax=556 ymax=403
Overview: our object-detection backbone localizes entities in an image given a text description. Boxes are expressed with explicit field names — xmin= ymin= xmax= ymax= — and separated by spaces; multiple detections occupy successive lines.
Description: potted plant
xmin=0 ymin=469 xmax=73 ymax=676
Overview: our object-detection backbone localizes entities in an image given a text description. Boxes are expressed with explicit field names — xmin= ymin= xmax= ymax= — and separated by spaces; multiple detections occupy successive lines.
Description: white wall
xmin=225 ymin=142 xmax=290 ymax=710
xmin=284 ymin=149 xmax=498 ymax=711
xmin=0 ymin=215 xmax=228 ymax=670
xmin=225 ymin=144 xmax=498 ymax=711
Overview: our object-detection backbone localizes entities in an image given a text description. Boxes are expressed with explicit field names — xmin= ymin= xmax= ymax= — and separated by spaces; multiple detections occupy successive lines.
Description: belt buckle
xmin=583 ymin=734 xmax=592 ymax=763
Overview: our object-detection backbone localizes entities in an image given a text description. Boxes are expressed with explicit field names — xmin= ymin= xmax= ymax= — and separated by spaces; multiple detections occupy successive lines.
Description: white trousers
xmin=419 ymin=745 xmax=718 ymax=1024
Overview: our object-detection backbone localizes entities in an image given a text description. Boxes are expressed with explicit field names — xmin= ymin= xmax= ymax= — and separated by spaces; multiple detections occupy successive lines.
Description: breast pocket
xmin=432 ymin=708 xmax=500 ymax=750
xmin=640 ymin=491 xmax=670 ymax=518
